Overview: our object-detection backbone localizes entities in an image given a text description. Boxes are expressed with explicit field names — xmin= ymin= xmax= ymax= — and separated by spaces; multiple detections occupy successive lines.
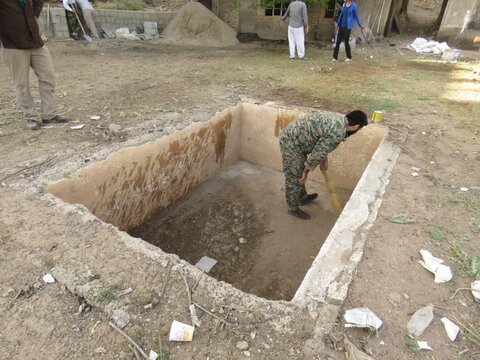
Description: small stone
xmin=411 ymin=172 xmax=419 ymax=177
xmin=411 ymin=167 xmax=421 ymax=172
xmin=239 ymin=237 xmax=247 ymax=244
xmin=403 ymin=293 xmax=410 ymax=300
xmin=380 ymin=341 xmax=385 ymax=346
xmin=243 ymin=350 xmax=251 ymax=356
xmin=77 ymin=284 xmax=91 ymax=297
xmin=234 ymin=246 xmax=240 ymax=252
xmin=108 ymin=123 xmax=122 ymax=133
xmin=144 ymin=303 xmax=153 ymax=309
xmin=236 ymin=340 xmax=249 ymax=351
xmin=42 ymin=273 xmax=55 ymax=284
xmin=250 ymin=331 xmax=256 ymax=340
xmin=112 ymin=309 xmax=130 ymax=329
xmin=95 ymin=347 xmax=106 ymax=354
xmin=263 ymin=344 xmax=271 ymax=349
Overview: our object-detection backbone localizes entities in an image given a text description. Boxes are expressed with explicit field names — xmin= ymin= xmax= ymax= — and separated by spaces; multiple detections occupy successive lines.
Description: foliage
xmin=95 ymin=0 xmax=144 ymax=11
xmin=448 ymin=240 xmax=480 ymax=278
xmin=427 ymin=226 xmax=446 ymax=242
xmin=258 ymin=0 xmax=331 ymax=9
xmin=401 ymin=333 xmax=419 ymax=353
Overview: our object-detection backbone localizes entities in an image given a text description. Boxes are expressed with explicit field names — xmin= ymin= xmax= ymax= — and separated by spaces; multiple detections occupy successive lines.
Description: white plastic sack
xmin=344 ymin=307 xmax=383 ymax=330
xmin=471 ymin=280 xmax=480 ymax=302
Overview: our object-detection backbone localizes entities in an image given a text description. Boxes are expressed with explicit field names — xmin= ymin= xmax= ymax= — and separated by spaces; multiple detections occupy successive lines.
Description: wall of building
xmin=37 ymin=6 xmax=176 ymax=39
xmin=438 ymin=0 xmax=480 ymax=49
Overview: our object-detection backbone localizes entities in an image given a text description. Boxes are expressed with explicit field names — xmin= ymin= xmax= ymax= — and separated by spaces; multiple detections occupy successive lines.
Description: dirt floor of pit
xmin=129 ymin=161 xmax=350 ymax=301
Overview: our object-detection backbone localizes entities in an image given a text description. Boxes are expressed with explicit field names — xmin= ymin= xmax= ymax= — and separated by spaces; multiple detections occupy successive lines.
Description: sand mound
xmin=161 ymin=2 xmax=239 ymax=47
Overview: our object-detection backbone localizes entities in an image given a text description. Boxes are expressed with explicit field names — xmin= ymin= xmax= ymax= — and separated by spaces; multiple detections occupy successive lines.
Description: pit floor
xmin=129 ymin=161 xmax=353 ymax=300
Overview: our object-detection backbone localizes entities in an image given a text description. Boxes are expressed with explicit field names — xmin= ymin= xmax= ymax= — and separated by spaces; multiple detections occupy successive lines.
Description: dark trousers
xmin=333 ymin=26 xmax=352 ymax=60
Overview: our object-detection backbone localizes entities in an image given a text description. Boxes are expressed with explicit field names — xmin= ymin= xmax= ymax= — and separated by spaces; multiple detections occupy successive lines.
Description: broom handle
xmin=322 ymin=170 xmax=336 ymax=194
xmin=72 ymin=3 xmax=88 ymax=38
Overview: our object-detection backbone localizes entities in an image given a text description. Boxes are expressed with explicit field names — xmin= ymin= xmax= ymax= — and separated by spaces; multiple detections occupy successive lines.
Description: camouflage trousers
xmin=279 ymin=135 xmax=307 ymax=211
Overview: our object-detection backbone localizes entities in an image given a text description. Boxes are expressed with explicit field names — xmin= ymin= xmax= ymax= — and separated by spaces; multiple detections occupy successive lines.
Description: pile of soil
xmin=160 ymin=2 xmax=239 ymax=47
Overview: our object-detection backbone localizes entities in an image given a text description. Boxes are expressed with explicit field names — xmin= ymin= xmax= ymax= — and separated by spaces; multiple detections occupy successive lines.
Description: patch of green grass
xmin=96 ymin=284 xmax=121 ymax=303
xmin=95 ymin=0 xmax=144 ymax=10
xmin=159 ymin=344 xmax=171 ymax=360
xmin=447 ymin=194 xmax=480 ymax=211
xmin=427 ymin=226 xmax=446 ymax=242
xmin=448 ymin=240 xmax=480 ymax=278
xmin=401 ymin=333 xmax=419 ymax=353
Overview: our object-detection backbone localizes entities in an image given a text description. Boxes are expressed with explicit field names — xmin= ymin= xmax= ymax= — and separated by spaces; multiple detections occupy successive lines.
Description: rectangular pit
xmin=47 ymin=103 xmax=388 ymax=301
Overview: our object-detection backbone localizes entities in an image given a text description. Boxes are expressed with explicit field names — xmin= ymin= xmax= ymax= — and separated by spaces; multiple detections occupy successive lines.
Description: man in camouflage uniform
xmin=279 ymin=110 xmax=368 ymax=219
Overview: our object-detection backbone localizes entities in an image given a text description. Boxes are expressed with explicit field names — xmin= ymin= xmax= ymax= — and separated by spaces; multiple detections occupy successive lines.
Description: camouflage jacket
xmin=280 ymin=112 xmax=347 ymax=171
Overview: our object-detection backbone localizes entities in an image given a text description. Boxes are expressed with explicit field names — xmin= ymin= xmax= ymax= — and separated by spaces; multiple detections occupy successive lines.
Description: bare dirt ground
xmin=0 ymin=33 xmax=479 ymax=360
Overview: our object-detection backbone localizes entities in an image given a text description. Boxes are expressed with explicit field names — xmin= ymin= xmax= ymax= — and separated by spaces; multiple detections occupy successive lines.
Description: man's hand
xmin=298 ymin=169 xmax=309 ymax=185
xmin=305 ymin=26 xmax=309 ymax=34
xmin=320 ymin=158 xmax=329 ymax=172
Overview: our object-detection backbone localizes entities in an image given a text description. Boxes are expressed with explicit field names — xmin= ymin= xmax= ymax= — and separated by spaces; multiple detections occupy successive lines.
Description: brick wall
xmin=219 ymin=0 xmax=239 ymax=31
xmin=37 ymin=6 xmax=176 ymax=39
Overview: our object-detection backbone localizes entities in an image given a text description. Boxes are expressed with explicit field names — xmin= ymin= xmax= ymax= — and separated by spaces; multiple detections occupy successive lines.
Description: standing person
xmin=74 ymin=0 xmax=99 ymax=38
xmin=0 ymin=0 xmax=70 ymax=130
xmin=332 ymin=0 xmax=363 ymax=62
xmin=279 ymin=110 xmax=368 ymax=219
xmin=280 ymin=0 xmax=309 ymax=60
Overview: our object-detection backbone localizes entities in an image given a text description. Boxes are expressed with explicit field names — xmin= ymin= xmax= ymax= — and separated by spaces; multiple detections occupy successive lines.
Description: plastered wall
xmin=47 ymin=104 xmax=386 ymax=232
xmin=47 ymin=107 xmax=240 ymax=231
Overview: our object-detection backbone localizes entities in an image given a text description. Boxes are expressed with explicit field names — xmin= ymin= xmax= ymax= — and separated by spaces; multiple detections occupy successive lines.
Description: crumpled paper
xmin=419 ymin=250 xmax=453 ymax=283
xmin=472 ymin=280 xmax=480 ymax=302
xmin=440 ymin=317 xmax=460 ymax=341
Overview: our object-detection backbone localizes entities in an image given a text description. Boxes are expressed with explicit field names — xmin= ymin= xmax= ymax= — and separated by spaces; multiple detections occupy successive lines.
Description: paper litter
xmin=344 ymin=307 xmax=383 ymax=330
xmin=419 ymin=250 xmax=453 ymax=283
xmin=441 ymin=317 xmax=460 ymax=341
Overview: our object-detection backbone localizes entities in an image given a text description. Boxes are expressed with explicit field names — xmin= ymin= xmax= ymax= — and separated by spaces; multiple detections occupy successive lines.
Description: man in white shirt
xmin=280 ymin=0 xmax=309 ymax=59
xmin=74 ymin=0 xmax=99 ymax=38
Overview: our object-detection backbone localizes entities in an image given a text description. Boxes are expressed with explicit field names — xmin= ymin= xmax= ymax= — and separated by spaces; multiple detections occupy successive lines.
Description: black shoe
xmin=300 ymin=193 xmax=318 ymax=205
xmin=42 ymin=115 xmax=70 ymax=124
xmin=288 ymin=208 xmax=311 ymax=220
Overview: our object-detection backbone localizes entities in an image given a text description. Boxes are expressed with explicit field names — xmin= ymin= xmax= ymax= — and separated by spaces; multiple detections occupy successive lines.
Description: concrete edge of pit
xmin=294 ymin=138 xmax=400 ymax=353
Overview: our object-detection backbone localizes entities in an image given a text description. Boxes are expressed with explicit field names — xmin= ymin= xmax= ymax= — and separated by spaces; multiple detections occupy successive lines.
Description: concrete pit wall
xmin=47 ymin=107 xmax=240 ymax=231
xmin=47 ymin=103 xmax=387 ymax=234
xmin=37 ymin=7 xmax=176 ymax=39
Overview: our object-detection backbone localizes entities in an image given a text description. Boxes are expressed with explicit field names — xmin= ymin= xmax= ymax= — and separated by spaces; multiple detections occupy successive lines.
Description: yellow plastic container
xmin=372 ymin=111 xmax=384 ymax=123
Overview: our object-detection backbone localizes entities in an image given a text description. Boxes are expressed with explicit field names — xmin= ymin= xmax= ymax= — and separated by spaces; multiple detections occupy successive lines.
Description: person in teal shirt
xmin=333 ymin=0 xmax=364 ymax=62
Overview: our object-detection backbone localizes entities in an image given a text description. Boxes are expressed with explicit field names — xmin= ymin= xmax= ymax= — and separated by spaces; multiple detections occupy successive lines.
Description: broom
xmin=322 ymin=170 xmax=343 ymax=215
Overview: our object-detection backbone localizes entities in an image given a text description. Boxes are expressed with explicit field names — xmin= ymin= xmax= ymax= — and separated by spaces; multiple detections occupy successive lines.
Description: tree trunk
xmin=429 ymin=0 xmax=449 ymax=34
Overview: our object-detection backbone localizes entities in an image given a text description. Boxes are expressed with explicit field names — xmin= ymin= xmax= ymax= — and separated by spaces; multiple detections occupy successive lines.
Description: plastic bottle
xmin=407 ymin=304 xmax=434 ymax=337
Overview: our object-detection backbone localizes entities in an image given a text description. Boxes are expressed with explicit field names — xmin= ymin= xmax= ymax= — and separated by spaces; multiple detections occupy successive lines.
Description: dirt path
xmin=0 ymin=38 xmax=479 ymax=359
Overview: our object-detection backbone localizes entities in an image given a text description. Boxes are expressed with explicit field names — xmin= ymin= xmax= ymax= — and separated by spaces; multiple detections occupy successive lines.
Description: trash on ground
xmin=344 ymin=307 xmax=383 ymax=331
xmin=149 ymin=350 xmax=158 ymax=360
xmin=411 ymin=167 xmax=421 ymax=172
xmin=441 ymin=48 xmax=461 ymax=61
xmin=407 ymin=37 xmax=451 ymax=55
xmin=441 ymin=317 xmax=460 ymax=341
xmin=411 ymin=172 xmax=419 ymax=177
xmin=387 ymin=213 xmax=416 ymax=224
xmin=90 ymin=115 xmax=100 ymax=120
xmin=112 ymin=308 xmax=130 ymax=329
xmin=419 ymin=250 xmax=453 ymax=283
xmin=117 ymin=287 xmax=133 ymax=297
xmin=189 ymin=304 xmax=202 ymax=327
xmin=169 ymin=320 xmax=194 ymax=342
xmin=42 ymin=273 xmax=55 ymax=284
xmin=460 ymin=187 xmax=469 ymax=192
xmin=195 ymin=256 xmax=217 ymax=273
xmin=115 ymin=28 xmax=140 ymax=41
xmin=472 ymin=280 xmax=480 ymax=302
xmin=344 ymin=336 xmax=373 ymax=360
xmin=417 ymin=341 xmax=433 ymax=350
xmin=70 ymin=124 xmax=85 ymax=130
xmin=407 ymin=304 xmax=434 ymax=337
